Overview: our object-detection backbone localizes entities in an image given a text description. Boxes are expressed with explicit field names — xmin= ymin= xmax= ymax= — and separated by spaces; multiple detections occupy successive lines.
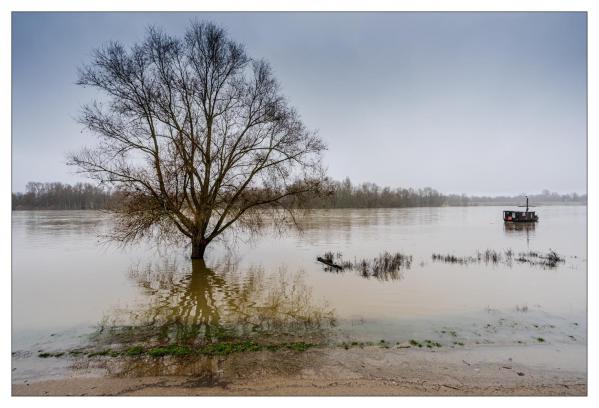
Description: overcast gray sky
xmin=12 ymin=12 xmax=587 ymax=195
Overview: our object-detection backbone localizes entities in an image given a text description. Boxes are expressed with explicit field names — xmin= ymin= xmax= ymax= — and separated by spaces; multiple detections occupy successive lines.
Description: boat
xmin=503 ymin=196 xmax=539 ymax=223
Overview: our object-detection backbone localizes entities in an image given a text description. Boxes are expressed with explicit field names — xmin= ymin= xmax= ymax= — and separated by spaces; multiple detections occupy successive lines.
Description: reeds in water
xmin=432 ymin=249 xmax=565 ymax=269
xmin=317 ymin=251 xmax=412 ymax=280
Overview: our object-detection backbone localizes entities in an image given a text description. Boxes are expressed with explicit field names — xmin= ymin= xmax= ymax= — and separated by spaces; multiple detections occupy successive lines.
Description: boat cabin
xmin=503 ymin=210 xmax=538 ymax=223
xmin=503 ymin=195 xmax=539 ymax=223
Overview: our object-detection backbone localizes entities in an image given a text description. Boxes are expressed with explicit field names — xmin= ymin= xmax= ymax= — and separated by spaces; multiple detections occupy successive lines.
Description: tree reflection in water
xmin=96 ymin=258 xmax=336 ymax=348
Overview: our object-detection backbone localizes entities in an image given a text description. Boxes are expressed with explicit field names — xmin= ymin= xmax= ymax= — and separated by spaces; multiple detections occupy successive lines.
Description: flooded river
xmin=12 ymin=206 xmax=587 ymax=381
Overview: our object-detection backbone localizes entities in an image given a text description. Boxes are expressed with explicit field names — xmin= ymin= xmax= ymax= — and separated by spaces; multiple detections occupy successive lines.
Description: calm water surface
xmin=12 ymin=206 xmax=587 ymax=380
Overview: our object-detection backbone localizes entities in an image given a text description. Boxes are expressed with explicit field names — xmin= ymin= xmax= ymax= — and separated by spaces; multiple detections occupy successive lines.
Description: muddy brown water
xmin=12 ymin=206 xmax=586 ymax=381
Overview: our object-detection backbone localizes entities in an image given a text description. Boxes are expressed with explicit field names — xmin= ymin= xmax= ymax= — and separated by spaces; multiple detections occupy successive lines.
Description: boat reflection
xmin=503 ymin=221 xmax=536 ymax=246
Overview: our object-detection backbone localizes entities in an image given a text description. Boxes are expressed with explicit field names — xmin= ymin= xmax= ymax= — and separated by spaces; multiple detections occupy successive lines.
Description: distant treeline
xmin=12 ymin=182 xmax=116 ymax=210
xmin=463 ymin=189 xmax=587 ymax=206
xmin=301 ymin=179 xmax=586 ymax=208
xmin=12 ymin=180 xmax=586 ymax=211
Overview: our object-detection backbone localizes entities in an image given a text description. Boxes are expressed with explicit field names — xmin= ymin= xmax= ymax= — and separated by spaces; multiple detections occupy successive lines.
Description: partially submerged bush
xmin=518 ymin=249 xmax=564 ymax=268
xmin=317 ymin=251 xmax=412 ymax=280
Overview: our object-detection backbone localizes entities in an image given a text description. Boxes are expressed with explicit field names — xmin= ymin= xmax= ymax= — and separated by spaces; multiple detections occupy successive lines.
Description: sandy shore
xmin=12 ymin=345 xmax=586 ymax=396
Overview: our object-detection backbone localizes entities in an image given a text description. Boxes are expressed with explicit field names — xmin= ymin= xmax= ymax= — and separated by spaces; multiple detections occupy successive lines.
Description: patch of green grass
xmin=409 ymin=339 xmax=423 ymax=348
xmin=40 ymin=340 xmax=321 ymax=360
xmin=148 ymin=345 xmax=192 ymax=357
xmin=88 ymin=349 xmax=112 ymax=357
xmin=339 ymin=341 xmax=369 ymax=350
xmin=202 ymin=341 xmax=262 ymax=355
xmin=424 ymin=339 xmax=442 ymax=348
xmin=536 ymin=337 xmax=545 ymax=343
xmin=378 ymin=339 xmax=390 ymax=348
xmin=285 ymin=342 xmax=314 ymax=352
xmin=88 ymin=349 xmax=120 ymax=357
xmin=453 ymin=341 xmax=464 ymax=346
xmin=38 ymin=352 xmax=64 ymax=358
xmin=88 ymin=349 xmax=113 ymax=357
xmin=125 ymin=346 xmax=144 ymax=356
xmin=195 ymin=340 xmax=316 ymax=356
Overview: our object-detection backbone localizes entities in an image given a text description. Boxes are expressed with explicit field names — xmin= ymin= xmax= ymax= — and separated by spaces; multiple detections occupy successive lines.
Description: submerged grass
xmin=409 ymin=339 xmax=422 ymax=348
xmin=338 ymin=338 xmax=451 ymax=350
xmin=517 ymin=250 xmax=564 ymax=268
xmin=432 ymin=249 xmax=565 ymax=268
xmin=37 ymin=351 xmax=65 ymax=358
xmin=424 ymin=339 xmax=442 ymax=348
xmin=88 ymin=349 xmax=120 ymax=357
xmin=147 ymin=345 xmax=193 ymax=357
xmin=49 ymin=340 xmax=321 ymax=359
xmin=339 ymin=341 xmax=373 ymax=350
xmin=125 ymin=346 xmax=145 ymax=356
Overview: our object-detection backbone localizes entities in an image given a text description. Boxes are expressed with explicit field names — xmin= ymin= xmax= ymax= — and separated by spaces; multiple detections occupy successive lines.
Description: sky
xmin=11 ymin=12 xmax=587 ymax=195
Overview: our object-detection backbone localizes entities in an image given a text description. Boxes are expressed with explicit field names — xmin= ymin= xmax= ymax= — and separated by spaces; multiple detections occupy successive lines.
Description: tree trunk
xmin=191 ymin=239 xmax=207 ymax=260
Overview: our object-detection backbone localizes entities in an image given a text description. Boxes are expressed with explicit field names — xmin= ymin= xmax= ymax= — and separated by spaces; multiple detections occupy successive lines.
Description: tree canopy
xmin=69 ymin=21 xmax=326 ymax=259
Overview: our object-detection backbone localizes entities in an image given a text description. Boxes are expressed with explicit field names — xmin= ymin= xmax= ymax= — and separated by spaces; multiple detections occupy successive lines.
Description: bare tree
xmin=69 ymin=21 xmax=326 ymax=259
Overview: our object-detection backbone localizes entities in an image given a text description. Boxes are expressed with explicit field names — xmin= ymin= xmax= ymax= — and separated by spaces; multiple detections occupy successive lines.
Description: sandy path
xmin=12 ymin=346 xmax=587 ymax=396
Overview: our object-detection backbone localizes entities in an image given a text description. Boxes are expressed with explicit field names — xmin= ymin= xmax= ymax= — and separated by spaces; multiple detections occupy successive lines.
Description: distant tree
xmin=68 ymin=21 xmax=326 ymax=260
